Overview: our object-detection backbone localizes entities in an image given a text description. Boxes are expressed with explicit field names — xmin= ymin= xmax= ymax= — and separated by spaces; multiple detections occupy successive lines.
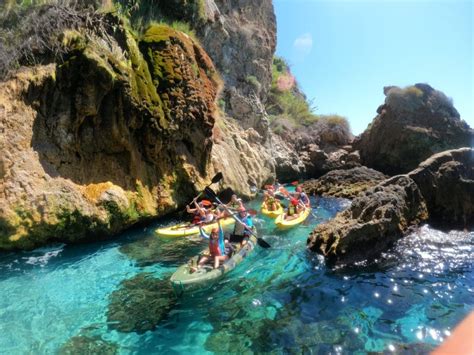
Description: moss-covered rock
xmin=0 ymin=15 xmax=220 ymax=250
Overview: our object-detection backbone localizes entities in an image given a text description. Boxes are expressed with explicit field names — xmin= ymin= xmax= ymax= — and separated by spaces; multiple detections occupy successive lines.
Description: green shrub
xmin=385 ymin=85 xmax=424 ymax=112
xmin=319 ymin=114 xmax=350 ymax=130
xmin=266 ymin=56 xmax=320 ymax=127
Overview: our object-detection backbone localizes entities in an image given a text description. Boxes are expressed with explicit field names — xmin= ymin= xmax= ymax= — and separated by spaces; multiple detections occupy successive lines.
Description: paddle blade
xmin=257 ymin=238 xmax=271 ymax=248
xmin=204 ymin=186 xmax=217 ymax=200
xmin=211 ymin=172 xmax=223 ymax=184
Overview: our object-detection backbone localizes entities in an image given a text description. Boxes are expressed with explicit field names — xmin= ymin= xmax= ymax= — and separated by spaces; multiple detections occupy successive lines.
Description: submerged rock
xmin=106 ymin=273 xmax=176 ymax=333
xmin=354 ymin=84 xmax=473 ymax=175
xmin=58 ymin=335 xmax=118 ymax=355
xmin=301 ymin=166 xmax=387 ymax=199
xmin=119 ymin=235 xmax=205 ymax=267
xmin=307 ymin=175 xmax=429 ymax=265
xmin=408 ymin=148 xmax=474 ymax=229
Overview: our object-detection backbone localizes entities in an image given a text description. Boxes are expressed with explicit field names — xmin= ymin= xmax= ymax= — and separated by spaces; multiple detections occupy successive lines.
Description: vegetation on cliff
xmin=266 ymin=56 xmax=352 ymax=146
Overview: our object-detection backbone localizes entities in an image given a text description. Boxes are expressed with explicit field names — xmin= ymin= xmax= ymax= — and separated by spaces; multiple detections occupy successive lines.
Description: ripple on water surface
xmin=0 ymin=197 xmax=472 ymax=353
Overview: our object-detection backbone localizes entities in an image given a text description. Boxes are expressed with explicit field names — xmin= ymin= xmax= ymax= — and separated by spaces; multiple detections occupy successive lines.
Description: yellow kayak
xmin=261 ymin=203 xmax=284 ymax=218
xmin=275 ymin=208 xmax=311 ymax=229
xmin=155 ymin=217 xmax=235 ymax=237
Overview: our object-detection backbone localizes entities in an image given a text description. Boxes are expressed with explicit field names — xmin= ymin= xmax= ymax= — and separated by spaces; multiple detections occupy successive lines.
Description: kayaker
xmin=193 ymin=220 xmax=228 ymax=271
xmin=263 ymin=190 xmax=280 ymax=212
xmin=227 ymin=194 xmax=244 ymax=210
xmin=284 ymin=198 xmax=302 ymax=221
xmin=229 ymin=207 xmax=253 ymax=246
xmin=295 ymin=186 xmax=310 ymax=207
xmin=187 ymin=200 xmax=214 ymax=224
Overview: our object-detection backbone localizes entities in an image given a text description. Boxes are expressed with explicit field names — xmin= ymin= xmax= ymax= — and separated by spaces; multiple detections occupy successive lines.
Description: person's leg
xmin=198 ymin=256 xmax=209 ymax=267
xmin=214 ymin=255 xmax=228 ymax=269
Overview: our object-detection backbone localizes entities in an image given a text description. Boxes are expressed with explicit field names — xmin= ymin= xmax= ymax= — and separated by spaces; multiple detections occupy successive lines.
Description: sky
xmin=273 ymin=0 xmax=473 ymax=135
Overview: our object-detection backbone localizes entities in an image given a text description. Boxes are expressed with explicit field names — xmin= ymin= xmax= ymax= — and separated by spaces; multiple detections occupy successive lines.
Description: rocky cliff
xmin=198 ymin=0 xmax=276 ymax=131
xmin=0 ymin=0 xmax=284 ymax=249
xmin=354 ymin=84 xmax=473 ymax=175
xmin=0 ymin=11 xmax=221 ymax=250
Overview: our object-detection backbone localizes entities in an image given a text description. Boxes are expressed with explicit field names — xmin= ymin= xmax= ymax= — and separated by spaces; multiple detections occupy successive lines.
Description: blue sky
xmin=273 ymin=0 xmax=473 ymax=134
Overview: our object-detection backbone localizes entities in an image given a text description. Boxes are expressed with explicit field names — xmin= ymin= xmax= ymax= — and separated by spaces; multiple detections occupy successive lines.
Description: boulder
xmin=307 ymin=175 xmax=429 ymax=265
xmin=408 ymin=148 xmax=474 ymax=229
xmin=354 ymin=84 xmax=473 ymax=175
xmin=301 ymin=166 xmax=387 ymax=199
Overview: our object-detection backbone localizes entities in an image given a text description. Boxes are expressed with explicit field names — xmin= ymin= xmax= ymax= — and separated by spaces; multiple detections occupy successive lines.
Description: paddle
xmin=204 ymin=187 xmax=271 ymax=249
xmin=185 ymin=172 xmax=223 ymax=210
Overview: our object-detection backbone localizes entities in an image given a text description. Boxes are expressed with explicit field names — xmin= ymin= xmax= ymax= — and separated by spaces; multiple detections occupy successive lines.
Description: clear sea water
xmin=0 ymin=195 xmax=473 ymax=354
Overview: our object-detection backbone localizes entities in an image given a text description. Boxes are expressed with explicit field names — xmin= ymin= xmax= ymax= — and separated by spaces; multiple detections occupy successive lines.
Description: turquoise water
xmin=0 ymin=196 xmax=473 ymax=354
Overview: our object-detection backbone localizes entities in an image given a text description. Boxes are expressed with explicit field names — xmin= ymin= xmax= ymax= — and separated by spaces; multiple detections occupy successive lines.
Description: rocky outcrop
xmin=408 ymin=148 xmax=474 ymax=229
xmin=198 ymin=0 xmax=276 ymax=130
xmin=307 ymin=175 xmax=429 ymax=265
xmin=301 ymin=166 xmax=387 ymax=199
xmin=354 ymin=84 xmax=473 ymax=175
xmin=211 ymin=117 xmax=275 ymax=197
xmin=0 ymin=21 xmax=221 ymax=250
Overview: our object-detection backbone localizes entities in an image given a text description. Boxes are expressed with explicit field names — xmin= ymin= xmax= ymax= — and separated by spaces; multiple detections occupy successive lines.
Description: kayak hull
xmin=170 ymin=234 xmax=258 ymax=294
xmin=155 ymin=217 xmax=235 ymax=237
xmin=275 ymin=208 xmax=311 ymax=229
xmin=261 ymin=203 xmax=284 ymax=218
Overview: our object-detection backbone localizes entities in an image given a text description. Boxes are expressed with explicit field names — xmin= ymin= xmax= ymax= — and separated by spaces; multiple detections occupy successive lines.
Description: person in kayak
xmin=227 ymin=194 xmax=244 ymax=210
xmin=295 ymin=186 xmax=310 ymax=207
xmin=192 ymin=220 xmax=228 ymax=271
xmin=284 ymin=198 xmax=303 ymax=221
xmin=187 ymin=200 xmax=215 ymax=224
xmin=229 ymin=207 xmax=253 ymax=245
xmin=262 ymin=190 xmax=280 ymax=212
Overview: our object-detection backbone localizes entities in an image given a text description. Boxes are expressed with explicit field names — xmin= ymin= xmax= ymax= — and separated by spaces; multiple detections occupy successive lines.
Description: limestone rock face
xmin=301 ymin=167 xmax=387 ymax=199
xmin=354 ymin=84 xmax=473 ymax=175
xmin=408 ymin=148 xmax=474 ymax=229
xmin=211 ymin=117 xmax=275 ymax=197
xmin=0 ymin=22 xmax=220 ymax=250
xmin=307 ymin=175 xmax=429 ymax=265
xmin=198 ymin=0 xmax=276 ymax=129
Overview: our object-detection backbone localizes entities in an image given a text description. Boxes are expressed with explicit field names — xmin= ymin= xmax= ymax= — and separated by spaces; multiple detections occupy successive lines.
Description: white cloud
xmin=293 ymin=33 xmax=313 ymax=55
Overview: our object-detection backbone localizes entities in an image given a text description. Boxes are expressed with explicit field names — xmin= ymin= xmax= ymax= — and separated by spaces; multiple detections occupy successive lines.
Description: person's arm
xmin=199 ymin=226 xmax=210 ymax=240
xmin=194 ymin=200 xmax=206 ymax=215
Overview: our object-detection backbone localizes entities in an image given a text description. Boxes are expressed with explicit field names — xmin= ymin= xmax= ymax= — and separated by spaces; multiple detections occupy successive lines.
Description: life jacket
xmin=287 ymin=205 xmax=297 ymax=216
xmin=209 ymin=239 xmax=222 ymax=256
